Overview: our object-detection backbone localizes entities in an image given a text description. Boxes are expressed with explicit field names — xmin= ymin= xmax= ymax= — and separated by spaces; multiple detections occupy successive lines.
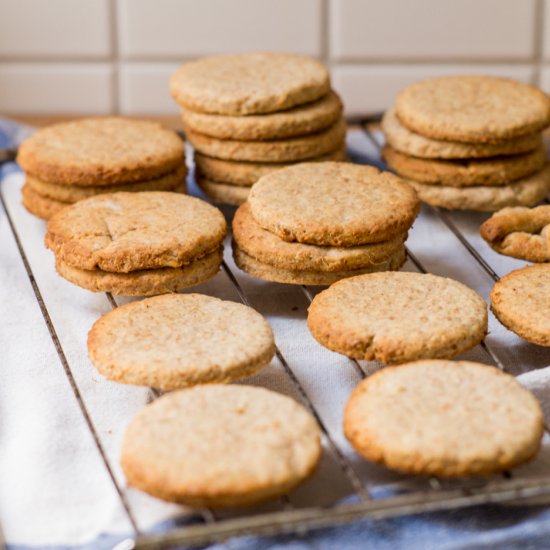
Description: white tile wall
xmin=0 ymin=0 xmax=547 ymax=116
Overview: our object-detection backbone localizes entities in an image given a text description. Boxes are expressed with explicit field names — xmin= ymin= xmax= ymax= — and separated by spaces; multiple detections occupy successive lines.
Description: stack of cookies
xmin=17 ymin=117 xmax=186 ymax=220
xmin=232 ymin=162 xmax=419 ymax=285
xmin=382 ymin=76 xmax=550 ymax=212
xmin=170 ymin=52 xmax=347 ymax=206
xmin=45 ymin=191 xmax=226 ymax=296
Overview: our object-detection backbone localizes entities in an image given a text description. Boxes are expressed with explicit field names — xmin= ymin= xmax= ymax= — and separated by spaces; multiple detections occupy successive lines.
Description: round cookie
xmin=491 ymin=264 xmax=550 ymax=346
xmin=233 ymin=244 xmax=406 ymax=286
xmin=22 ymin=184 xmax=69 ymax=220
xmin=88 ymin=293 xmax=275 ymax=389
xmin=407 ymin=164 xmax=550 ymax=212
xmin=194 ymin=146 xmax=347 ymax=186
xmin=480 ymin=205 xmax=550 ymax=262
xmin=233 ymin=203 xmax=407 ymax=272
xmin=45 ymin=191 xmax=227 ymax=272
xmin=382 ymin=108 xmax=543 ymax=159
xmin=185 ymin=118 xmax=346 ymax=163
xmin=396 ymin=75 xmax=550 ymax=143
xmin=197 ymin=176 xmax=249 ymax=206
xmin=344 ymin=360 xmax=544 ymax=476
xmin=383 ymin=144 xmax=547 ymax=186
xmin=170 ymin=53 xmax=330 ymax=115
xmin=120 ymin=385 xmax=322 ymax=506
xmin=55 ymin=248 xmax=222 ymax=296
xmin=26 ymin=164 xmax=187 ymax=203
xmin=17 ymin=117 xmax=185 ymax=185
xmin=307 ymin=271 xmax=487 ymax=364
xmin=182 ymin=91 xmax=342 ymax=141
xmin=248 ymin=162 xmax=419 ymax=246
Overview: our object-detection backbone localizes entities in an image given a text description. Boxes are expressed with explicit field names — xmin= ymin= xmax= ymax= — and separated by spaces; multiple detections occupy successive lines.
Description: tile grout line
xmin=0 ymin=191 xmax=140 ymax=535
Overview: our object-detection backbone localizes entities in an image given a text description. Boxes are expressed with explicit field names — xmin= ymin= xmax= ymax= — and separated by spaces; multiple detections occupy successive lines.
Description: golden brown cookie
xmin=22 ymin=184 xmax=69 ymax=220
xmin=248 ymin=162 xmax=419 ymax=246
xmin=182 ymin=91 xmax=342 ymax=141
xmin=120 ymin=385 xmax=322 ymax=506
xmin=383 ymin=144 xmax=547 ymax=186
xmin=307 ymin=271 xmax=487 ymax=364
xmin=170 ymin=53 xmax=330 ymax=115
xmin=17 ymin=117 xmax=185 ymax=185
xmin=233 ymin=203 xmax=407 ymax=272
xmin=396 ymin=76 xmax=550 ymax=143
xmin=88 ymin=293 xmax=275 ymax=389
xmin=480 ymin=205 xmax=550 ymax=262
xmin=55 ymin=248 xmax=222 ymax=296
xmin=233 ymin=244 xmax=406 ymax=286
xmin=45 ymin=192 xmax=227 ymax=272
xmin=26 ymin=164 xmax=187 ymax=203
xmin=407 ymin=164 xmax=550 ymax=211
xmin=196 ymin=176 xmax=249 ymax=206
xmin=186 ymin=118 xmax=346 ymax=163
xmin=491 ymin=264 xmax=550 ymax=346
xmin=382 ymin=107 xmax=543 ymax=159
xmin=194 ymin=146 xmax=347 ymax=186
xmin=344 ymin=360 xmax=544 ymax=476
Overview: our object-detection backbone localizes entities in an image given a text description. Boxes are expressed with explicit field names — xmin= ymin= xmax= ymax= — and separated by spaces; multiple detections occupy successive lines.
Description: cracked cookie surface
xmin=307 ymin=271 xmax=487 ymax=364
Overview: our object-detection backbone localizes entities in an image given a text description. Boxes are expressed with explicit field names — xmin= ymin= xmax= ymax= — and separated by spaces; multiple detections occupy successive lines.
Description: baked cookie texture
xmin=88 ymin=293 xmax=275 ymax=389
xmin=382 ymin=108 xmax=543 ymax=160
xmin=491 ymin=264 xmax=550 ymax=346
xmin=480 ymin=205 xmax=550 ymax=262
xmin=120 ymin=385 xmax=322 ymax=507
xmin=45 ymin=192 xmax=227 ymax=272
xmin=196 ymin=176 xmax=250 ymax=206
xmin=22 ymin=183 xmax=69 ymax=220
xmin=383 ymin=144 xmax=547 ymax=186
xmin=17 ymin=117 xmax=185 ymax=185
xmin=248 ymin=162 xmax=419 ymax=246
xmin=194 ymin=147 xmax=347 ymax=186
xmin=185 ymin=118 xmax=346 ymax=163
xmin=396 ymin=75 xmax=550 ymax=143
xmin=170 ymin=52 xmax=330 ymax=115
xmin=182 ymin=91 xmax=343 ymax=141
xmin=406 ymin=164 xmax=550 ymax=212
xmin=344 ymin=360 xmax=544 ymax=477
xmin=307 ymin=271 xmax=487 ymax=364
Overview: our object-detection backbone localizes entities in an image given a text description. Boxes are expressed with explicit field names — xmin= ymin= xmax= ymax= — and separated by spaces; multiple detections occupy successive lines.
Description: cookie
xmin=196 ymin=176 xmax=249 ymax=206
xmin=233 ymin=203 xmax=407 ymax=272
xmin=26 ymin=164 xmax=187 ymax=203
xmin=22 ymin=183 xmax=69 ymax=220
xmin=491 ymin=264 xmax=550 ymax=346
xmin=17 ymin=117 xmax=185 ymax=185
xmin=120 ymin=384 xmax=322 ymax=506
xmin=407 ymin=164 xmax=550 ymax=212
xmin=170 ymin=53 xmax=330 ymax=116
xmin=396 ymin=76 xmax=550 ymax=143
xmin=194 ymin=146 xmax=347 ymax=186
xmin=233 ymin=244 xmax=406 ymax=286
xmin=307 ymin=271 xmax=487 ymax=364
xmin=344 ymin=360 xmax=543 ymax=476
xmin=183 ymin=91 xmax=342 ymax=141
xmin=383 ymin=144 xmax=547 ymax=186
xmin=185 ymin=118 xmax=346 ymax=163
xmin=382 ymin=108 xmax=543 ymax=159
xmin=248 ymin=162 xmax=419 ymax=246
xmin=88 ymin=293 xmax=275 ymax=389
xmin=55 ymin=248 xmax=222 ymax=296
xmin=481 ymin=205 xmax=550 ymax=262
xmin=45 ymin=192 xmax=227 ymax=272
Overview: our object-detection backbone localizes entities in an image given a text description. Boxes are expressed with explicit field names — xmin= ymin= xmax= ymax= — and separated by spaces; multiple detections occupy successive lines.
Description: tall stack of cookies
xmin=232 ymin=162 xmax=419 ymax=285
xmin=382 ymin=76 xmax=550 ymax=211
xmin=170 ymin=53 xmax=346 ymax=206
xmin=17 ymin=118 xmax=186 ymax=220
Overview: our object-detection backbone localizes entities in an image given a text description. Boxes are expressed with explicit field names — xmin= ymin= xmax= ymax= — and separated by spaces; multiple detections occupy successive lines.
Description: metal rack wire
xmin=2 ymin=122 xmax=550 ymax=550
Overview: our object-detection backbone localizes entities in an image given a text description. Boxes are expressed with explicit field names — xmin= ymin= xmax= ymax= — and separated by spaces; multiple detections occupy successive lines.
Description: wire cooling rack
xmin=2 ymin=122 xmax=550 ymax=550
